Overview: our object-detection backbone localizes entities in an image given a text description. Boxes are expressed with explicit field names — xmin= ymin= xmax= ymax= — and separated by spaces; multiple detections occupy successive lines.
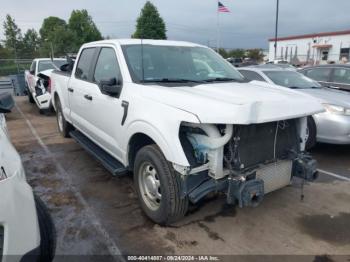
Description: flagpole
xmin=216 ymin=0 xmax=220 ymax=52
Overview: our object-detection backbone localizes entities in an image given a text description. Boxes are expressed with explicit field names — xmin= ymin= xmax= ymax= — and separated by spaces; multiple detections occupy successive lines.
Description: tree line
xmin=0 ymin=2 xmax=167 ymax=60
xmin=0 ymin=1 xmax=263 ymax=62
xmin=1 ymin=9 xmax=103 ymax=59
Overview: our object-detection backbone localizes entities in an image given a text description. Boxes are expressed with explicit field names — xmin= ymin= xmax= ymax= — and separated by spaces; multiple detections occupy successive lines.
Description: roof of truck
xmin=83 ymin=39 xmax=207 ymax=48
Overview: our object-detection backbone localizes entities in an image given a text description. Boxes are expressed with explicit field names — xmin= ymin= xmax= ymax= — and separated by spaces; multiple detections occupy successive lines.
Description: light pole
xmin=274 ymin=0 xmax=280 ymax=61
xmin=45 ymin=39 xmax=54 ymax=59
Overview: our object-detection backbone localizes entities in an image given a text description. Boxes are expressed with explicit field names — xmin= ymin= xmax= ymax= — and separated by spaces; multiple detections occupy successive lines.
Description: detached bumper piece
xmin=227 ymin=177 xmax=264 ymax=207
xmin=187 ymin=174 xmax=265 ymax=208
xmin=292 ymin=153 xmax=318 ymax=182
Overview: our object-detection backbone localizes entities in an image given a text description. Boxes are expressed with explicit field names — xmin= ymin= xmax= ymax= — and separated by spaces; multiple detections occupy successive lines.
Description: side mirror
xmin=98 ymin=77 xmax=122 ymax=97
xmin=0 ymin=93 xmax=14 ymax=113
xmin=29 ymin=69 xmax=35 ymax=75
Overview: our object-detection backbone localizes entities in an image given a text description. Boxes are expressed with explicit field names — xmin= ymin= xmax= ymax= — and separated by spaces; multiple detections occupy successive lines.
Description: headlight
xmin=323 ymin=104 xmax=350 ymax=116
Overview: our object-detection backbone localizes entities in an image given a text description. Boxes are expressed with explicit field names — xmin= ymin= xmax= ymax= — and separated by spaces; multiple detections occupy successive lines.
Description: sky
xmin=1 ymin=0 xmax=350 ymax=49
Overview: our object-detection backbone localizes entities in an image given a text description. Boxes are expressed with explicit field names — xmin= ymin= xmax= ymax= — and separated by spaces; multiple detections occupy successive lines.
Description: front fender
xmin=123 ymin=120 xmax=190 ymax=166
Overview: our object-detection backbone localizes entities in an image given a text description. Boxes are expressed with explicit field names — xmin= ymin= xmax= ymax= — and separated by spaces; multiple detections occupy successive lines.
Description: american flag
xmin=218 ymin=2 xmax=230 ymax=13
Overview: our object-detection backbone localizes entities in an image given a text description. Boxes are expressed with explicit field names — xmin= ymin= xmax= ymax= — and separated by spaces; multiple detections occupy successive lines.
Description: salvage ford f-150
xmin=51 ymin=39 xmax=324 ymax=225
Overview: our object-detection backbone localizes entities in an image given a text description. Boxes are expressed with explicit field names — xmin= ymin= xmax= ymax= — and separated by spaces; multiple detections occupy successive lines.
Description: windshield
xmin=263 ymin=70 xmax=321 ymax=89
xmin=38 ymin=60 xmax=66 ymax=72
xmin=122 ymin=44 xmax=244 ymax=84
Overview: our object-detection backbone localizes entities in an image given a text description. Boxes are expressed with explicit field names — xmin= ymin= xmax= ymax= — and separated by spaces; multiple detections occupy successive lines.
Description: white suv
xmin=0 ymin=93 xmax=55 ymax=261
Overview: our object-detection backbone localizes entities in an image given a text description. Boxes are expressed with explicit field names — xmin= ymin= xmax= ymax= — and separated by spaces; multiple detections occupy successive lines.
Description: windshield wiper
xmin=203 ymin=77 xmax=241 ymax=83
xmin=141 ymin=78 xmax=204 ymax=84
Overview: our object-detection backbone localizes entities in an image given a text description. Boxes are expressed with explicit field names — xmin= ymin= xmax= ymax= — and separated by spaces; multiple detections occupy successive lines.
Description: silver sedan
xmin=238 ymin=66 xmax=350 ymax=148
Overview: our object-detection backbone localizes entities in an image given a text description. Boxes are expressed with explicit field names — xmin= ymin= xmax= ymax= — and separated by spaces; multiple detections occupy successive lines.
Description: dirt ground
xmin=6 ymin=97 xmax=350 ymax=261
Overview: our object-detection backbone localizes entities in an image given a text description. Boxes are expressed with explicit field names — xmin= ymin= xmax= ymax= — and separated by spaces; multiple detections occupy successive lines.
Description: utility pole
xmin=274 ymin=0 xmax=280 ymax=60
xmin=50 ymin=42 xmax=54 ymax=60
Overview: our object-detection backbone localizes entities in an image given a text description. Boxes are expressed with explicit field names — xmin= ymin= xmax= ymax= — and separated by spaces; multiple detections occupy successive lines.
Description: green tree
xmin=39 ymin=16 xmax=66 ymax=41
xmin=39 ymin=16 xmax=76 ymax=57
xmin=228 ymin=49 xmax=245 ymax=59
xmin=132 ymin=1 xmax=167 ymax=39
xmin=22 ymin=29 xmax=40 ymax=58
xmin=3 ymin=14 xmax=23 ymax=55
xmin=68 ymin=9 xmax=102 ymax=48
xmin=246 ymin=49 xmax=264 ymax=62
xmin=0 ymin=43 xmax=11 ymax=59
xmin=218 ymin=48 xmax=229 ymax=58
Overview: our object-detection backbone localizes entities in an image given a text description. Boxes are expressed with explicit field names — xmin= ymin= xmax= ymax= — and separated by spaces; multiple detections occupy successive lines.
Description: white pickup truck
xmin=51 ymin=39 xmax=323 ymax=225
xmin=24 ymin=58 xmax=66 ymax=112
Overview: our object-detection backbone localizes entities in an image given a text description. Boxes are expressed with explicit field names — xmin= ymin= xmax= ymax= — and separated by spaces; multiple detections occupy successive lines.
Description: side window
xmin=239 ymin=70 xmax=266 ymax=82
xmin=305 ymin=68 xmax=331 ymax=82
xmin=333 ymin=68 xmax=350 ymax=84
xmin=75 ymin=48 xmax=96 ymax=81
xmin=30 ymin=61 xmax=36 ymax=73
xmin=94 ymin=48 xmax=121 ymax=83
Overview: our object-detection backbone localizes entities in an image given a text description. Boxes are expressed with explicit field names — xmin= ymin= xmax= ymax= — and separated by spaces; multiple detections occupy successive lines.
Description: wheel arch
xmin=125 ymin=122 xmax=190 ymax=169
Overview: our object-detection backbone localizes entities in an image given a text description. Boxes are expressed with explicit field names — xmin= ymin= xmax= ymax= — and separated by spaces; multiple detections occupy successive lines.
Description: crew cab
xmin=25 ymin=58 xmax=66 ymax=112
xmin=51 ymin=39 xmax=324 ymax=225
xmin=0 ymin=93 xmax=55 ymax=261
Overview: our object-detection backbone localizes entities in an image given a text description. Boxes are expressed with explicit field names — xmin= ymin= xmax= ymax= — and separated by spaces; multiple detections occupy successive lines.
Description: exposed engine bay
xmin=178 ymin=118 xmax=318 ymax=207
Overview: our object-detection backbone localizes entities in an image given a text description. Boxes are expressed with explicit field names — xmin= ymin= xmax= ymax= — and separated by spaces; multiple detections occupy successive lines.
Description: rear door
xmin=330 ymin=67 xmax=350 ymax=91
xmin=68 ymin=47 xmax=98 ymax=136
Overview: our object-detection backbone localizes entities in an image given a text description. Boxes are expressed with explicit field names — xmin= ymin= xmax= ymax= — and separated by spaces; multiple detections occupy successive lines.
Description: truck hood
xmin=140 ymin=81 xmax=324 ymax=124
xmin=298 ymin=87 xmax=350 ymax=108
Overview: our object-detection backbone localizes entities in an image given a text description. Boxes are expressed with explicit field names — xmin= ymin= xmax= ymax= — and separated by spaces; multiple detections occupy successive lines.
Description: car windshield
xmin=122 ymin=44 xmax=244 ymax=84
xmin=38 ymin=60 xmax=66 ymax=72
xmin=263 ymin=70 xmax=321 ymax=89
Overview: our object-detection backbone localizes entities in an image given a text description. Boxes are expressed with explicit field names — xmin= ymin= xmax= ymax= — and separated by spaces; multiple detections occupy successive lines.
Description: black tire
xmin=34 ymin=195 xmax=56 ymax=262
xmin=27 ymin=88 xmax=35 ymax=104
xmin=56 ymin=98 xmax=73 ymax=138
xmin=306 ymin=116 xmax=317 ymax=150
xmin=134 ymin=144 xmax=188 ymax=225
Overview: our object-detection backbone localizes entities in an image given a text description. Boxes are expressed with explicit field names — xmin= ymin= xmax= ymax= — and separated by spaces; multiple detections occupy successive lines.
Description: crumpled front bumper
xmin=184 ymin=153 xmax=318 ymax=207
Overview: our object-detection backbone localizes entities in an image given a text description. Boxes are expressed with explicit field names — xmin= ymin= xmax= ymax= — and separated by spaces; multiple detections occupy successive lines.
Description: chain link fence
xmin=0 ymin=59 xmax=32 ymax=77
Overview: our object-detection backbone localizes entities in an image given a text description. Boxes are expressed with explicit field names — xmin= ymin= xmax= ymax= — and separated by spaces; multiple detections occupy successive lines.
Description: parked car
xmin=24 ymin=58 xmax=66 ymax=112
xmin=227 ymin=57 xmax=243 ymax=67
xmin=267 ymin=60 xmax=289 ymax=64
xmin=238 ymin=67 xmax=350 ymax=148
xmin=299 ymin=64 xmax=350 ymax=92
xmin=0 ymin=92 xmax=56 ymax=261
xmin=258 ymin=63 xmax=297 ymax=71
xmin=51 ymin=39 xmax=322 ymax=225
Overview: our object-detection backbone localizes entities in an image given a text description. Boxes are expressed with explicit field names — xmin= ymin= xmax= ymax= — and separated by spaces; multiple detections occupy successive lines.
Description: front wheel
xmin=134 ymin=145 xmax=188 ymax=225
xmin=27 ymin=88 xmax=35 ymax=104
xmin=34 ymin=195 xmax=56 ymax=262
xmin=305 ymin=116 xmax=317 ymax=150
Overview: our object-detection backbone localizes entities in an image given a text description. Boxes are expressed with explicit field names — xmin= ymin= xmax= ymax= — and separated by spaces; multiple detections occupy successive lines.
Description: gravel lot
xmin=6 ymin=97 xmax=350 ymax=261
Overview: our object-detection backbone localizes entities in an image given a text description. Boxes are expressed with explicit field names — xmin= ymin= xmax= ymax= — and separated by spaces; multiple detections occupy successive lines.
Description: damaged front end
xmin=176 ymin=118 xmax=318 ymax=208
xmin=34 ymin=73 xmax=52 ymax=110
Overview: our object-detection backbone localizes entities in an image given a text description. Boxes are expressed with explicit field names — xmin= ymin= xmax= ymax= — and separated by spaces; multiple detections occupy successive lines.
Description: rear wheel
xmin=34 ymin=195 xmax=56 ymax=262
xmin=305 ymin=116 xmax=317 ymax=150
xmin=134 ymin=145 xmax=188 ymax=225
xmin=56 ymin=98 xmax=73 ymax=138
xmin=27 ymin=87 xmax=35 ymax=104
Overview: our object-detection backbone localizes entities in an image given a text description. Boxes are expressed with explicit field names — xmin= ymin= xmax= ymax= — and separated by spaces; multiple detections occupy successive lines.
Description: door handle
xmin=68 ymin=87 xmax=74 ymax=93
xmin=121 ymin=100 xmax=129 ymax=126
xmin=84 ymin=94 xmax=93 ymax=101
